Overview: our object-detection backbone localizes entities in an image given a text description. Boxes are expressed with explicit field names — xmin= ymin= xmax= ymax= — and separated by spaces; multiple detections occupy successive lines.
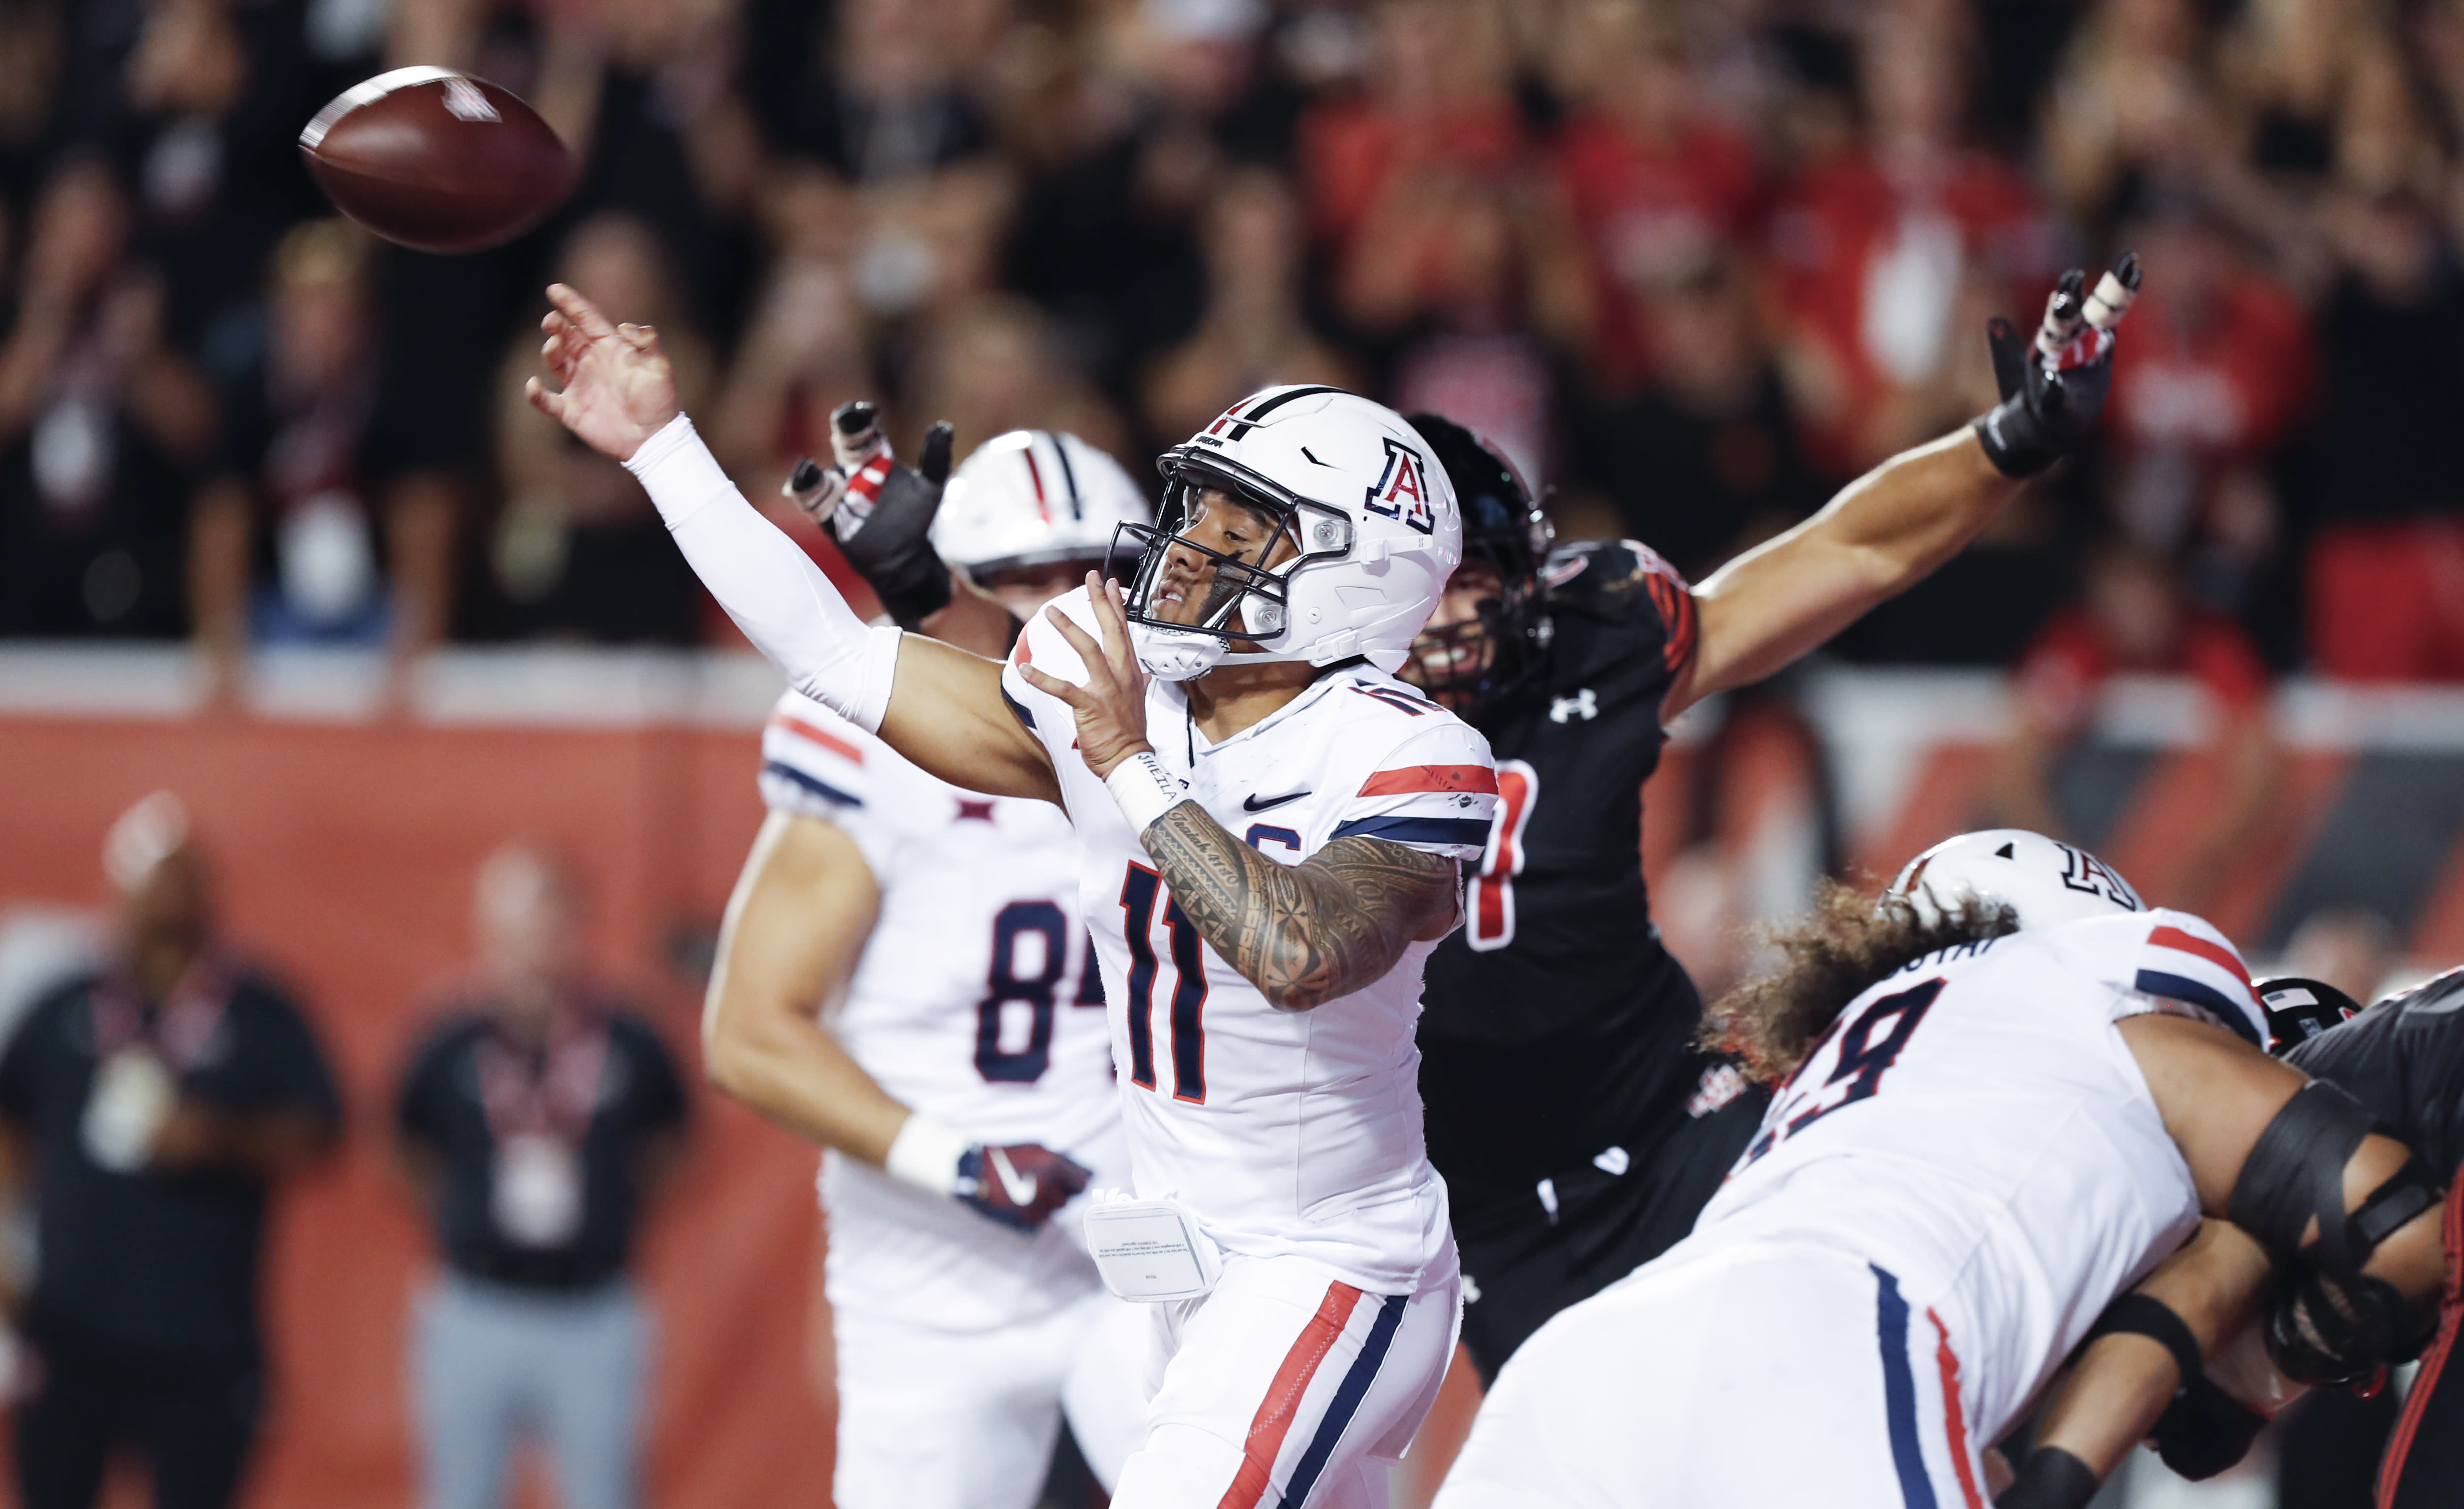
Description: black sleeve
xmin=1542 ymin=538 xmax=1701 ymax=707
xmin=614 ymin=1016 xmax=687 ymax=1137
xmin=0 ymin=987 xmax=72 ymax=1127
xmin=394 ymin=1020 xmax=469 ymax=1150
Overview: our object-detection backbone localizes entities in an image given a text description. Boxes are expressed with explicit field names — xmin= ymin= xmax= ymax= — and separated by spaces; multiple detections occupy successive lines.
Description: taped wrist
xmin=1973 ymin=401 xmax=2058 ymax=479
xmin=1997 ymin=1446 xmax=2098 ymax=1509
xmin=1105 ymin=751 xmax=1188 ymax=833
xmin=885 ymin=1114 xmax=973 ymax=1197
xmin=2081 ymin=1293 xmax=2203 ymax=1397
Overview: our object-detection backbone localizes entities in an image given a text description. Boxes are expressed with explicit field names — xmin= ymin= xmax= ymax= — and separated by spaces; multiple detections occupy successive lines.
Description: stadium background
xmin=6 ymin=0 xmax=2464 ymax=1504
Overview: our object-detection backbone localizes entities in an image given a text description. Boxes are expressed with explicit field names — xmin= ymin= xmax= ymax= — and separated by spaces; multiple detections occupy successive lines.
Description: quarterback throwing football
xmin=529 ymin=285 xmax=1493 ymax=1509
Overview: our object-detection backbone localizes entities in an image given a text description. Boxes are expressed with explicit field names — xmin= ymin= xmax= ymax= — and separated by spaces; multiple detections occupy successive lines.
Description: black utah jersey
xmin=1419 ymin=537 xmax=1706 ymax=1192
xmin=2287 ymin=966 xmax=2464 ymax=1189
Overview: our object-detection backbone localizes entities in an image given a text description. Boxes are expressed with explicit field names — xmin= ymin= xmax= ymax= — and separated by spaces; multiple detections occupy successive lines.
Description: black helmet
xmin=2257 ymin=977 xmax=2363 ymax=1056
xmin=1402 ymin=412 xmax=1554 ymax=713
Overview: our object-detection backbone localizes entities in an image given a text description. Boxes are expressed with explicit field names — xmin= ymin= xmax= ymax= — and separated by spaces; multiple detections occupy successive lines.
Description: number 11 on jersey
xmin=1120 ymin=863 xmax=1208 ymax=1102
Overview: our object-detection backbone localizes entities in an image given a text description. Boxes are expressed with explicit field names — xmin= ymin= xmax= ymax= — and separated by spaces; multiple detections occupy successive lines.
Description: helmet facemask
xmin=1397 ymin=414 xmax=1553 ymax=715
xmin=1405 ymin=538 xmax=1548 ymax=712
xmin=1114 ymin=449 xmax=1356 ymax=675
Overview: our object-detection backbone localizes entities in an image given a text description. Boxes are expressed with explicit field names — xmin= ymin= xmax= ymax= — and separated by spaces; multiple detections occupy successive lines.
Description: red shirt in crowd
xmin=1548 ymin=108 xmax=1763 ymax=385
xmin=1764 ymin=149 xmax=2048 ymax=477
xmin=2017 ymin=606 xmax=2273 ymax=735
xmin=2101 ymin=274 xmax=2313 ymax=477
xmin=1299 ymin=97 xmax=1526 ymax=253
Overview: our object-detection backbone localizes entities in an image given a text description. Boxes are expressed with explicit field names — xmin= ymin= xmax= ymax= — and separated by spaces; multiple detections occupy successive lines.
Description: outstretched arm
xmin=1665 ymin=259 xmax=2140 ymax=721
xmin=525 ymin=283 xmax=1058 ymax=803
xmin=1668 ymin=430 xmax=2022 ymax=718
xmin=1017 ymin=576 xmax=1462 ymax=1009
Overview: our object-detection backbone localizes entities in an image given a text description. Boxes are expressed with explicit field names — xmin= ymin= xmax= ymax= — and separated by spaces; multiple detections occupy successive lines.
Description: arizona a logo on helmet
xmin=1366 ymin=438 xmax=1435 ymax=535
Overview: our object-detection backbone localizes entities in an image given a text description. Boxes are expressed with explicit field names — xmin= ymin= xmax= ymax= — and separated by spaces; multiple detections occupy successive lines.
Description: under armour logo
xmin=441 ymin=77 xmax=500 ymax=123
xmin=955 ymin=800 xmax=996 ymax=823
xmin=1549 ymin=689 xmax=1598 ymax=723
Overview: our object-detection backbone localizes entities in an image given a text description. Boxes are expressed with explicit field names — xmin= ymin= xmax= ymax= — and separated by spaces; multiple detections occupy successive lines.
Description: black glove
xmin=1995 ymin=1446 xmax=2099 ymax=1509
xmin=954 ymin=1141 xmax=1093 ymax=1234
xmin=788 ymin=400 xmax=958 ymax=628
xmin=2149 ymin=1372 xmax=2270 ymax=1481
xmin=1973 ymin=252 xmax=2141 ymax=479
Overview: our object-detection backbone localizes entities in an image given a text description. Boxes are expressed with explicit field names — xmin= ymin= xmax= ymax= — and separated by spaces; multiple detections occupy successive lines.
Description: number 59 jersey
xmin=760 ymin=692 xmax=1123 ymax=1331
xmin=1690 ymin=908 xmax=2270 ymax=1445
xmin=1002 ymin=587 xmax=1500 ymax=1295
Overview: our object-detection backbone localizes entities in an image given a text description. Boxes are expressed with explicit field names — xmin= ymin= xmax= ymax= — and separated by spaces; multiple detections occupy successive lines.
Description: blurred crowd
xmin=2 ymin=0 xmax=2464 ymax=703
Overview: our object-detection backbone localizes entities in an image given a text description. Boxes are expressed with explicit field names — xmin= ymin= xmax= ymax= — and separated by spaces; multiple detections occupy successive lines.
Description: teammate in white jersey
xmin=701 ymin=423 xmax=1153 ymax=1509
xmin=1435 ymin=830 xmax=2448 ymax=1509
xmin=525 ymin=284 xmax=1495 ymax=1509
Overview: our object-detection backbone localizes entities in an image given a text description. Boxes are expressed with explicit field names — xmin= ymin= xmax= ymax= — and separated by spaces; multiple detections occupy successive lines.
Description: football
xmin=298 ymin=67 xmax=574 ymax=254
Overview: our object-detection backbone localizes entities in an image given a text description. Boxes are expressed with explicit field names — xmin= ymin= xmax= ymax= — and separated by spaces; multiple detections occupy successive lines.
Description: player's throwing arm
xmin=525 ymin=283 xmax=1061 ymax=804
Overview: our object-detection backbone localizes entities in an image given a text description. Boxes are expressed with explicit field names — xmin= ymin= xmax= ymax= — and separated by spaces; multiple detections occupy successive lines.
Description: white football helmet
xmin=1117 ymin=385 xmax=1462 ymax=681
xmin=930 ymin=430 xmax=1153 ymax=577
xmin=1887 ymin=828 xmax=2147 ymax=932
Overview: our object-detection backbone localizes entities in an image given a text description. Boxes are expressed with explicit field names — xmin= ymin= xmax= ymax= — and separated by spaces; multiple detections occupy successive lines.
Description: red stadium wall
xmin=0 ymin=713 xmax=833 ymax=1509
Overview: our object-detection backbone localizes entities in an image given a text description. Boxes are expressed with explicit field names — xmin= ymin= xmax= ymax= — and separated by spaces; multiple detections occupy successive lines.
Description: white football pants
xmin=1435 ymin=1242 xmax=1989 ymax=1509
xmin=1107 ymin=1254 xmax=1461 ymax=1509
xmin=832 ymin=1288 xmax=1130 ymax=1509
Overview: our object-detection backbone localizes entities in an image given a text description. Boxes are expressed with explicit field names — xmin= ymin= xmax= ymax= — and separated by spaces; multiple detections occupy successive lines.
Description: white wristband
xmin=1105 ymin=751 xmax=1188 ymax=833
xmin=885 ymin=1113 xmax=973 ymax=1196
xmin=623 ymin=413 xmax=734 ymax=530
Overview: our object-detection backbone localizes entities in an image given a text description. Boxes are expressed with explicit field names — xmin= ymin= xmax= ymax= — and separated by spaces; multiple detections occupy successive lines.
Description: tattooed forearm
xmin=1140 ymin=804 xmax=1460 ymax=1010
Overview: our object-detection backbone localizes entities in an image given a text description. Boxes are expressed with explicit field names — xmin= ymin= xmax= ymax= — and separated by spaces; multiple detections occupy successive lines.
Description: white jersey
xmin=1688 ymin=906 xmax=2271 ymax=1445
xmin=1000 ymin=587 xmax=1499 ymax=1293
xmin=761 ymin=692 xmax=1124 ymax=1331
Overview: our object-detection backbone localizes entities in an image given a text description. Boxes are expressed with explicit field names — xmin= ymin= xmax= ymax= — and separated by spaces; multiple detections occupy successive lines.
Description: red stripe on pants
xmin=1217 ymin=1282 xmax=1364 ymax=1509
xmin=1927 ymin=1310 xmax=1985 ymax=1509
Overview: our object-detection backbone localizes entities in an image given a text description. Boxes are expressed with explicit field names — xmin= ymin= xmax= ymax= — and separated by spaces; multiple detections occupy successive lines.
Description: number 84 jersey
xmin=760 ymin=691 xmax=1123 ymax=1329
xmin=1002 ymin=587 xmax=1500 ymax=1296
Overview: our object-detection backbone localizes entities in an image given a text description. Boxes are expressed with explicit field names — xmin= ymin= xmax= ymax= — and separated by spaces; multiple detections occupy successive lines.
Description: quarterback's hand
xmin=789 ymin=400 xmax=959 ymax=627
xmin=956 ymin=1142 xmax=1093 ymax=1234
xmin=1973 ymin=252 xmax=2141 ymax=479
xmin=1018 ymin=574 xmax=1154 ymax=780
xmin=525 ymin=283 xmax=681 ymax=463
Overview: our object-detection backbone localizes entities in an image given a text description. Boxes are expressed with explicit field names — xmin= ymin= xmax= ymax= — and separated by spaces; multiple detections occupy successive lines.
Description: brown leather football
xmin=299 ymin=68 xmax=574 ymax=254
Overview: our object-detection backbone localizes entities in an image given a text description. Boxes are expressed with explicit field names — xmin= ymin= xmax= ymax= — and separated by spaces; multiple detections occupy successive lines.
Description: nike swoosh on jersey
xmin=989 ymin=1147 xmax=1038 ymax=1206
xmin=1243 ymin=788 xmax=1312 ymax=812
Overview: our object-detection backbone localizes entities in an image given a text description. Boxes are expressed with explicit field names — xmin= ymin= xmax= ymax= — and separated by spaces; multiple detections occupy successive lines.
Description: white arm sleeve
xmin=625 ymin=414 xmax=901 ymax=731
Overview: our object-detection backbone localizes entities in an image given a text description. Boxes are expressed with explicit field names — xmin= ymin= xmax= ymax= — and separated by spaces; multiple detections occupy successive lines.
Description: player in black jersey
xmin=1400 ymin=253 xmax=2146 ymax=1380
xmin=2278 ymin=974 xmax=2464 ymax=1509
xmin=1399 ymin=417 xmax=1762 ymax=1380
